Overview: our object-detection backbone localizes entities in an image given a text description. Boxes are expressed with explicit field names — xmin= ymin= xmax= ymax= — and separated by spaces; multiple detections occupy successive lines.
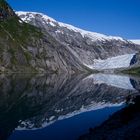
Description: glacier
xmin=91 ymin=54 xmax=135 ymax=70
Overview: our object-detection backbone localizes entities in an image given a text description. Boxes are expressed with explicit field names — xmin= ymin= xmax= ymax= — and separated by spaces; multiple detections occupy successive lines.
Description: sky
xmin=7 ymin=0 xmax=140 ymax=39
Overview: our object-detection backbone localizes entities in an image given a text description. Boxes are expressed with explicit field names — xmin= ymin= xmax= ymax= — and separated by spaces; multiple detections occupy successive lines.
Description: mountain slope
xmin=16 ymin=12 xmax=140 ymax=70
xmin=0 ymin=1 xmax=92 ymax=73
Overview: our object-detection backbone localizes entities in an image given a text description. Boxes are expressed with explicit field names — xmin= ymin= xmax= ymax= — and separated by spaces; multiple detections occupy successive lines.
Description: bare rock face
xmin=130 ymin=52 xmax=140 ymax=66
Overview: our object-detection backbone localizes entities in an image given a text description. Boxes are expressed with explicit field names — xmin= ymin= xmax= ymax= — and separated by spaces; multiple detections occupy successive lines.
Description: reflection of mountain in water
xmin=0 ymin=74 xmax=139 ymax=139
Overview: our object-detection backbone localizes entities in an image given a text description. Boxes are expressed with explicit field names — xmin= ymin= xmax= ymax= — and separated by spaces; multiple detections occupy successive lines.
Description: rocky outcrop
xmin=120 ymin=52 xmax=140 ymax=74
xmin=130 ymin=52 xmax=140 ymax=66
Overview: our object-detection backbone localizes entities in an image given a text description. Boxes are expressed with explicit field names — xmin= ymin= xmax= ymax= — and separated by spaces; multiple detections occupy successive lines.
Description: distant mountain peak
xmin=17 ymin=11 xmax=56 ymax=22
xmin=130 ymin=40 xmax=140 ymax=45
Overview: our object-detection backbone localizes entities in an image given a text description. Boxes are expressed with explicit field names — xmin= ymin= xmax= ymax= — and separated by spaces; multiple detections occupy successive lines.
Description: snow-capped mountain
xmin=17 ymin=12 xmax=125 ymax=42
xmin=16 ymin=11 xmax=140 ymax=70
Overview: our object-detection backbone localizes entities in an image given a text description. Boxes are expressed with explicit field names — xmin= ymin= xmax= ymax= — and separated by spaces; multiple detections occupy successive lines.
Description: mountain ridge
xmin=16 ymin=11 xmax=127 ymax=42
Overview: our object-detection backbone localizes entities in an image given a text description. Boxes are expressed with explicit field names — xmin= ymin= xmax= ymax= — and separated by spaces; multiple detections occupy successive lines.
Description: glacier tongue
xmin=91 ymin=54 xmax=135 ymax=70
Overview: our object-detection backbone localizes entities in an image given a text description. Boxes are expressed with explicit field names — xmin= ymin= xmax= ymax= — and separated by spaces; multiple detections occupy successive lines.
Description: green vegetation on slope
xmin=0 ymin=17 xmax=43 ymax=45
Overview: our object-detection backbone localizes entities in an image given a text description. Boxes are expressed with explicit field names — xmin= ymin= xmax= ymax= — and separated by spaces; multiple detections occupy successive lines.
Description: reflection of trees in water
xmin=0 ymin=74 xmax=139 ymax=140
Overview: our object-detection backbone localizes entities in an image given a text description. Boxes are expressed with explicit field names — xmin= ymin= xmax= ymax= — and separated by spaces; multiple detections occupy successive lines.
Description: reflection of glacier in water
xmin=84 ymin=74 xmax=135 ymax=90
xmin=0 ymin=73 xmax=139 ymax=140
xmin=16 ymin=73 xmax=138 ymax=131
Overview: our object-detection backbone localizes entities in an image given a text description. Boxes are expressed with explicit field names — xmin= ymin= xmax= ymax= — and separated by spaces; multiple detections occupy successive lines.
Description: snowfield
xmin=16 ymin=11 xmax=125 ymax=42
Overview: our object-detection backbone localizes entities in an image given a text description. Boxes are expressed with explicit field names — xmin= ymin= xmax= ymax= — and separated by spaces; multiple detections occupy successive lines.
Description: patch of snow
xmin=18 ymin=19 xmax=23 ymax=23
xmin=49 ymin=116 xmax=55 ymax=121
xmin=91 ymin=54 xmax=135 ymax=70
xmin=49 ymin=21 xmax=56 ymax=27
xmin=130 ymin=40 xmax=140 ymax=45
xmin=84 ymin=74 xmax=135 ymax=90
xmin=55 ymin=30 xmax=64 ymax=34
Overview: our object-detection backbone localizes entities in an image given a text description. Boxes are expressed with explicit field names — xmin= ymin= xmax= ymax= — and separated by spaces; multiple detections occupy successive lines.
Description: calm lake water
xmin=0 ymin=73 xmax=139 ymax=140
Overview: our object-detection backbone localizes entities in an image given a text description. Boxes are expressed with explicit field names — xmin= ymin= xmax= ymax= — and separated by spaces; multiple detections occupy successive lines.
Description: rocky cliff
xmin=0 ymin=0 xmax=91 ymax=74
xmin=130 ymin=52 xmax=140 ymax=66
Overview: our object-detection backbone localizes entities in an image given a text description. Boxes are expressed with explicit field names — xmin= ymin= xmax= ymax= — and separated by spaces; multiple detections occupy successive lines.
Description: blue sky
xmin=7 ymin=0 xmax=140 ymax=39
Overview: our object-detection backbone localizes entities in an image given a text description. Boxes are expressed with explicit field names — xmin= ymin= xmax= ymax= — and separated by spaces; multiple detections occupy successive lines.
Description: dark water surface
xmin=0 ymin=73 xmax=139 ymax=140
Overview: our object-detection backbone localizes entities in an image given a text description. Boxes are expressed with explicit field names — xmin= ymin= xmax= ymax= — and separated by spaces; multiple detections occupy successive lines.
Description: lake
xmin=0 ymin=73 xmax=139 ymax=140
